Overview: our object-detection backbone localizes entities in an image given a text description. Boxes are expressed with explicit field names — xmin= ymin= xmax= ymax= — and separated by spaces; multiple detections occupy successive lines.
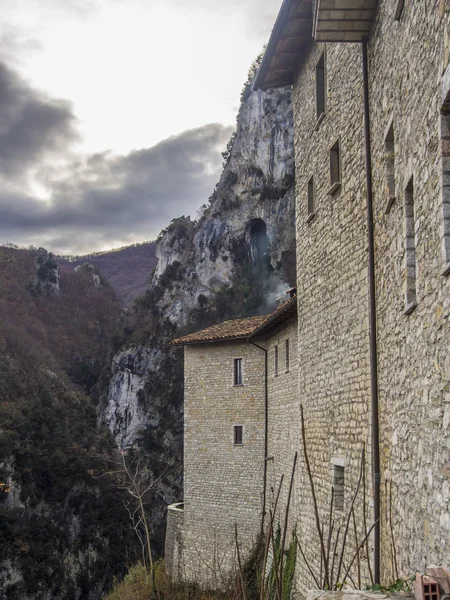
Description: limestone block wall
xmin=262 ymin=316 xmax=300 ymax=542
xmin=292 ymin=41 xmax=373 ymax=592
xmin=182 ymin=341 xmax=265 ymax=587
xmin=368 ymin=0 xmax=450 ymax=581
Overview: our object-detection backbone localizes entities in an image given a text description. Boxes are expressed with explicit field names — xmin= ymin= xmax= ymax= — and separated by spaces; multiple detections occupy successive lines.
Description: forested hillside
xmin=57 ymin=242 xmax=157 ymax=307
xmin=0 ymin=246 xmax=136 ymax=599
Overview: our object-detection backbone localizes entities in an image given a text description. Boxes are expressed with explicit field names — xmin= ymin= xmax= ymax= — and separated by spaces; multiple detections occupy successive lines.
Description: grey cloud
xmin=0 ymin=62 xmax=78 ymax=177
xmin=0 ymin=121 xmax=232 ymax=253
xmin=0 ymin=59 xmax=232 ymax=254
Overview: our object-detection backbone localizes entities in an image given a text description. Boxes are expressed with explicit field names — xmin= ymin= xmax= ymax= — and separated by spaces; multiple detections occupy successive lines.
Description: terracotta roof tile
xmin=170 ymin=294 xmax=297 ymax=346
xmin=170 ymin=315 xmax=269 ymax=346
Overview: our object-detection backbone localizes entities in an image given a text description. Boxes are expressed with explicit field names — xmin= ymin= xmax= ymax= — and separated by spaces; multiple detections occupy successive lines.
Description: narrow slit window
xmin=330 ymin=141 xmax=341 ymax=193
xmin=285 ymin=339 xmax=290 ymax=372
xmin=385 ymin=123 xmax=396 ymax=213
xmin=316 ymin=52 xmax=326 ymax=121
xmin=394 ymin=0 xmax=404 ymax=20
xmin=333 ymin=465 xmax=344 ymax=511
xmin=440 ymin=95 xmax=450 ymax=272
xmin=233 ymin=425 xmax=243 ymax=446
xmin=234 ymin=358 xmax=242 ymax=385
xmin=404 ymin=177 xmax=417 ymax=313
xmin=274 ymin=345 xmax=278 ymax=377
xmin=308 ymin=176 xmax=315 ymax=219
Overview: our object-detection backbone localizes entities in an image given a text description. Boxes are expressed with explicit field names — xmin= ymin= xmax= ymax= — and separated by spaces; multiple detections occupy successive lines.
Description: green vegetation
xmin=0 ymin=246 xmax=136 ymax=598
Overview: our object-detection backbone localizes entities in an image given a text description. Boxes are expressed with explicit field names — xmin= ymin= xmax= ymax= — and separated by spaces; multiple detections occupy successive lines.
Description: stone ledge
xmin=328 ymin=182 xmax=342 ymax=196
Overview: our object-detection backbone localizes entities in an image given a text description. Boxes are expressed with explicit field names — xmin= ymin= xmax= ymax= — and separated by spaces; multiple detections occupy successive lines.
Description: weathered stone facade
xmin=176 ymin=340 xmax=265 ymax=586
xmin=290 ymin=0 xmax=450 ymax=591
xmin=369 ymin=0 xmax=450 ymax=582
xmin=264 ymin=315 xmax=300 ymax=540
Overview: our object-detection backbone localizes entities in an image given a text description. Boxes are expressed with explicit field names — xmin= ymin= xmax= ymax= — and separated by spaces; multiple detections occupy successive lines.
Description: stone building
xmin=166 ymin=0 xmax=450 ymax=594
xmin=166 ymin=297 xmax=298 ymax=587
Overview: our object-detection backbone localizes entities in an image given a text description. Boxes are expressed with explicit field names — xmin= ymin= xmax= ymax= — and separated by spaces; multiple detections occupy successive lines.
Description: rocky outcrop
xmin=152 ymin=85 xmax=295 ymax=327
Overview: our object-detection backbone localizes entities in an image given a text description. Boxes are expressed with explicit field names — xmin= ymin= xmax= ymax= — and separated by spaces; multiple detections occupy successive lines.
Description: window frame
xmin=233 ymin=357 xmax=243 ymax=386
xmin=333 ymin=464 xmax=345 ymax=511
xmin=403 ymin=176 xmax=417 ymax=315
xmin=384 ymin=120 xmax=396 ymax=214
xmin=274 ymin=345 xmax=279 ymax=377
xmin=329 ymin=140 xmax=341 ymax=195
xmin=315 ymin=51 xmax=326 ymax=127
xmin=307 ymin=176 xmax=316 ymax=223
xmin=233 ymin=425 xmax=243 ymax=446
xmin=285 ymin=339 xmax=290 ymax=373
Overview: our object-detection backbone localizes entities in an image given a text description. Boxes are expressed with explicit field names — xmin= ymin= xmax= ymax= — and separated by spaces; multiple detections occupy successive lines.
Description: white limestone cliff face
xmin=103 ymin=346 xmax=162 ymax=448
xmin=152 ymin=85 xmax=295 ymax=327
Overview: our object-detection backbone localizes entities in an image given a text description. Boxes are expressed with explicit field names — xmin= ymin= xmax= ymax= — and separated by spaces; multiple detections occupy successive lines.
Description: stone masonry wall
xmin=261 ymin=315 xmax=300 ymax=544
xmin=292 ymin=41 xmax=373 ymax=593
xmin=182 ymin=341 xmax=265 ymax=587
xmin=368 ymin=0 xmax=450 ymax=582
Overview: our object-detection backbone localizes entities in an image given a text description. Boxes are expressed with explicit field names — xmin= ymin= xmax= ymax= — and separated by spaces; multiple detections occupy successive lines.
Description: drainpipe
xmin=249 ymin=339 xmax=268 ymax=536
xmin=362 ymin=37 xmax=381 ymax=584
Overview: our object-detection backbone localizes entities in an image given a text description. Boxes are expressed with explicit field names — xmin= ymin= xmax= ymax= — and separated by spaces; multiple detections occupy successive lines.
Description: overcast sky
xmin=0 ymin=0 xmax=280 ymax=254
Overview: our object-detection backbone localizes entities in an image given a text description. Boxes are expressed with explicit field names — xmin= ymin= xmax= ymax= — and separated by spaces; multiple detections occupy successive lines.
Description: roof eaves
xmin=249 ymin=296 xmax=297 ymax=338
xmin=253 ymin=0 xmax=295 ymax=91
xmin=170 ymin=334 xmax=251 ymax=347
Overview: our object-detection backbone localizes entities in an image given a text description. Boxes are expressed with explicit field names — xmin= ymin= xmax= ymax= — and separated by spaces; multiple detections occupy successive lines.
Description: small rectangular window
xmin=394 ymin=0 xmax=404 ymax=20
xmin=333 ymin=465 xmax=344 ymax=510
xmin=404 ymin=177 xmax=417 ymax=313
xmin=285 ymin=339 xmax=290 ymax=372
xmin=316 ymin=52 xmax=326 ymax=121
xmin=274 ymin=345 xmax=278 ymax=377
xmin=307 ymin=176 xmax=315 ymax=221
xmin=233 ymin=425 xmax=243 ymax=445
xmin=385 ymin=123 xmax=396 ymax=213
xmin=329 ymin=140 xmax=341 ymax=194
xmin=234 ymin=358 xmax=242 ymax=385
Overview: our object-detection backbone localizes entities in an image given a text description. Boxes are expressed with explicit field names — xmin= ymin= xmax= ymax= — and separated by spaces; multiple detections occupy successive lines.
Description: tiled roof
xmin=170 ymin=295 xmax=297 ymax=346
xmin=170 ymin=315 xmax=269 ymax=346
xmin=250 ymin=295 xmax=297 ymax=338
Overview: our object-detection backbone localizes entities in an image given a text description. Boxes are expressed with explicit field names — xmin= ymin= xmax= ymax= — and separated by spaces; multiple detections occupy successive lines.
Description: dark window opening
xmin=385 ymin=123 xmax=396 ymax=213
xmin=234 ymin=425 xmax=243 ymax=445
xmin=274 ymin=345 xmax=278 ymax=377
xmin=285 ymin=339 xmax=290 ymax=372
xmin=308 ymin=176 xmax=315 ymax=220
xmin=333 ymin=465 xmax=344 ymax=510
xmin=329 ymin=141 xmax=341 ymax=193
xmin=394 ymin=0 xmax=405 ymax=20
xmin=404 ymin=177 xmax=417 ymax=313
xmin=316 ymin=52 xmax=326 ymax=121
xmin=234 ymin=358 xmax=242 ymax=385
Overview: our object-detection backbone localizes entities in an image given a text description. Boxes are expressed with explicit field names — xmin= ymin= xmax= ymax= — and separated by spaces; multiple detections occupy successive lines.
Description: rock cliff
xmin=101 ymin=82 xmax=296 ymax=552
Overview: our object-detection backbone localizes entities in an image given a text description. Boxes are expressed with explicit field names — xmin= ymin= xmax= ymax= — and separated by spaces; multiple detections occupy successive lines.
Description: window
xmin=316 ymin=52 xmax=326 ymax=123
xmin=274 ymin=345 xmax=278 ymax=377
xmin=285 ymin=339 xmax=290 ymax=372
xmin=329 ymin=140 xmax=341 ymax=194
xmin=333 ymin=465 xmax=345 ymax=510
xmin=394 ymin=0 xmax=404 ymax=20
xmin=384 ymin=122 xmax=396 ymax=213
xmin=234 ymin=358 xmax=242 ymax=385
xmin=233 ymin=425 xmax=243 ymax=445
xmin=404 ymin=177 xmax=417 ymax=314
xmin=307 ymin=176 xmax=315 ymax=222
xmin=441 ymin=94 xmax=450 ymax=273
